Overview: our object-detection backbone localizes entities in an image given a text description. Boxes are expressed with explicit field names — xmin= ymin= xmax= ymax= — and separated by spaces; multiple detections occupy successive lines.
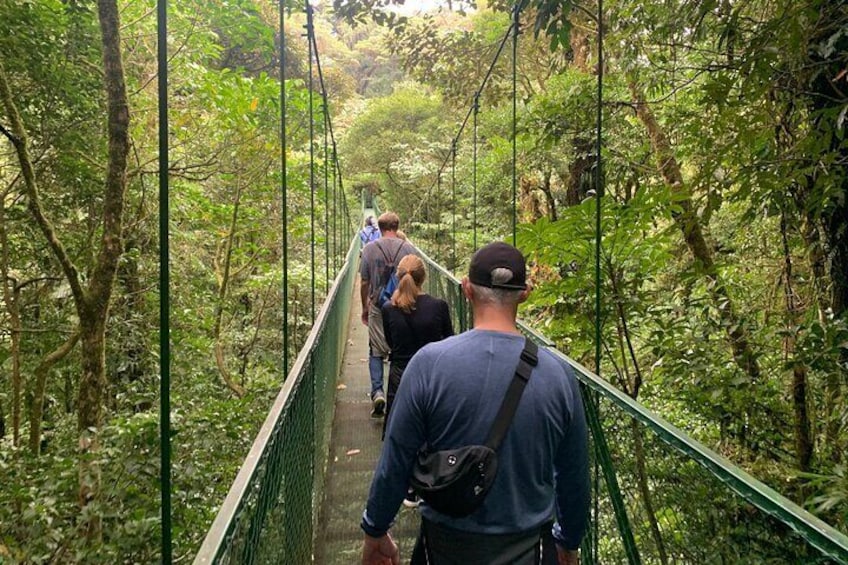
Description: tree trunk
xmin=0 ymin=0 xmax=129 ymax=541
xmin=804 ymin=0 xmax=848 ymax=462
xmin=607 ymin=259 xmax=668 ymax=564
xmin=78 ymin=314 xmax=107 ymax=538
xmin=565 ymin=20 xmax=594 ymax=208
xmin=628 ymin=81 xmax=761 ymax=388
xmin=781 ymin=210 xmax=813 ymax=471
xmin=213 ymin=177 xmax=247 ymax=397
xmin=30 ymin=332 xmax=79 ymax=455
xmin=799 ymin=216 xmax=839 ymax=461
xmin=0 ymin=198 xmax=22 ymax=446
xmin=114 ymin=235 xmax=151 ymax=411
xmin=632 ymin=420 xmax=670 ymax=565
xmin=539 ymin=169 xmax=558 ymax=221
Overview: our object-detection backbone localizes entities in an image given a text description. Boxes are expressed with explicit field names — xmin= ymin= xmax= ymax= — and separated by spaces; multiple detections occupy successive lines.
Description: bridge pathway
xmin=314 ymin=277 xmax=420 ymax=564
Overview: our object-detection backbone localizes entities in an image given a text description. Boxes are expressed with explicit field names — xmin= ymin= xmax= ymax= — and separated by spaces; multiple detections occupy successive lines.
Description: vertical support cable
xmin=594 ymin=1 xmax=605 ymax=562
xmin=323 ymin=97 xmax=329 ymax=292
xmin=594 ymin=0 xmax=604 ymax=403
xmin=336 ymin=158 xmax=351 ymax=236
xmin=156 ymin=1 xmax=172 ymax=562
xmin=332 ymin=140 xmax=338 ymax=272
xmin=306 ymin=2 xmax=315 ymax=323
xmin=472 ymin=93 xmax=479 ymax=252
xmin=451 ymin=140 xmax=457 ymax=270
xmin=511 ymin=5 xmax=519 ymax=246
xmin=281 ymin=0 xmax=289 ymax=374
xmin=437 ymin=173 xmax=443 ymax=263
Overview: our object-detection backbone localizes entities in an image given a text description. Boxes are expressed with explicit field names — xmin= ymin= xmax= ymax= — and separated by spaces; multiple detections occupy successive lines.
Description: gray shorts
xmin=368 ymin=303 xmax=390 ymax=358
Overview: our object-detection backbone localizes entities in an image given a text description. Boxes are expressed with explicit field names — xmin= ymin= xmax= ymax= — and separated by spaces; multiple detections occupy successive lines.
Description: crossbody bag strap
xmin=484 ymin=338 xmax=539 ymax=450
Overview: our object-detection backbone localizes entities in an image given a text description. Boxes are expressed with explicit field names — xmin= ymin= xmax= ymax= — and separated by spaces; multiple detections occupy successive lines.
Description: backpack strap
xmin=484 ymin=338 xmax=539 ymax=450
xmin=375 ymin=239 xmax=405 ymax=269
xmin=390 ymin=240 xmax=404 ymax=263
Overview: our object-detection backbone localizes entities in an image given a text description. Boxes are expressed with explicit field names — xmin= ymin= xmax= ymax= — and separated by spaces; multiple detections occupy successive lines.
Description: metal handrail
xmin=415 ymin=245 xmax=848 ymax=564
xmin=194 ymin=235 xmax=359 ymax=564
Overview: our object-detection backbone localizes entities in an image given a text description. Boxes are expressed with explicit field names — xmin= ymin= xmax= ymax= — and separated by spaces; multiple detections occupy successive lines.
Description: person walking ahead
xmin=361 ymin=242 xmax=590 ymax=565
xmin=381 ymin=255 xmax=453 ymax=424
xmin=360 ymin=215 xmax=381 ymax=247
xmin=360 ymin=212 xmax=417 ymax=417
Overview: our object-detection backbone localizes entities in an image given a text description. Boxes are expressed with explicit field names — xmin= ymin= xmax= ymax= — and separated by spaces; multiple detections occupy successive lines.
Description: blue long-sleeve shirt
xmin=362 ymin=329 xmax=590 ymax=550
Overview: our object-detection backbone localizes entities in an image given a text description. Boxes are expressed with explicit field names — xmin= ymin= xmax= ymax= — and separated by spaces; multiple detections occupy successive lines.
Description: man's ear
xmin=517 ymin=283 xmax=532 ymax=304
xmin=461 ymin=277 xmax=474 ymax=301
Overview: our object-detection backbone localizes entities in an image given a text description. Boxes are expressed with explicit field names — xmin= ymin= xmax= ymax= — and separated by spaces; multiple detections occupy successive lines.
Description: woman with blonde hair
xmin=381 ymin=254 xmax=453 ymax=507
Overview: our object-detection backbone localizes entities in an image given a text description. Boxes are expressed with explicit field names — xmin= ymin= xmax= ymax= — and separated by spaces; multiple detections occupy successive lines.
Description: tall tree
xmin=0 ymin=0 xmax=130 ymax=539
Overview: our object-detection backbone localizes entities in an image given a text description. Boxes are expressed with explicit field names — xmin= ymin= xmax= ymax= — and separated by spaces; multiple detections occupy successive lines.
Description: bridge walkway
xmin=314 ymin=277 xmax=419 ymax=564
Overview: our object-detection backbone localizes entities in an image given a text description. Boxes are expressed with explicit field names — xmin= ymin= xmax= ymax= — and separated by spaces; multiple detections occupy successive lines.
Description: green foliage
xmin=2 ymin=0 xmax=847 ymax=560
xmin=339 ymin=0 xmax=848 ymax=535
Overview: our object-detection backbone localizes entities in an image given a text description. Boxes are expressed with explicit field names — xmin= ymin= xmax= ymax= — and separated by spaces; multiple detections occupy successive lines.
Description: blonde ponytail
xmin=391 ymin=255 xmax=426 ymax=313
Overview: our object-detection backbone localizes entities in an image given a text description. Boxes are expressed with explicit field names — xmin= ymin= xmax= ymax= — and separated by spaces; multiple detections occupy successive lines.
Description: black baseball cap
xmin=468 ymin=242 xmax=527 ymax=290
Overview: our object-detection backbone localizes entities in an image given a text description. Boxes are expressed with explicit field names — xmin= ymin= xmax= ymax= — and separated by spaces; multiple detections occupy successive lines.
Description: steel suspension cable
xmin=437 ymin=173 xmax=443 ymax=263
xmin=309 ymin=30 xmax=352 ymax=252
xmin=402 ymin=14 xmax=521 ymax=249
xmin=156 ymin=0 xmax=172 ymax=561
xmin=306 ymin=2 xmax=316 ymax=323
xmin=472 ymin=94 xmax=479 ymax=251
xmin=323 ymin=98 xmax=330 ymax=291
xmin=451 ymin=141 xmax=457 ymax=269
xmin=418 ymin=17 xmax=519 ymax=230
xmin=332 ymin=141 xmax=338 ymax=271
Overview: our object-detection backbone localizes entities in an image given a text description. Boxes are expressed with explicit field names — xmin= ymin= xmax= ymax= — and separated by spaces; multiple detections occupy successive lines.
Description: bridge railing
xmin=194 ymin=230 xmax=848 ymax=564
xmin=419 ymin=246 xmax=848 ymax=565
xmin=194 ymin=235 xmax=360 ymax=565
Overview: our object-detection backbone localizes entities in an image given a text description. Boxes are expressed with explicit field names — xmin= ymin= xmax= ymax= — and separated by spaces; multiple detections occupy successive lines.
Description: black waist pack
xmin=410 ymin=339 xmax=538 ymax=518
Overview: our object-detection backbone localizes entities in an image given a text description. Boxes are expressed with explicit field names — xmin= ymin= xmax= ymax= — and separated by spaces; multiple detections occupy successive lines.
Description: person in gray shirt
xmin=360 ymin=212 xmax=418 ymax=417
xmin=361 ymin=242 xmax=590 ymax=565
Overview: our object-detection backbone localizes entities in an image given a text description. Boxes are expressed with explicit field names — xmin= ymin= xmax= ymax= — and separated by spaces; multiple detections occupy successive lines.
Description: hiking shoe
xmin=402 ymin=489 xmax=420 ymax=509
xmin=371 ymin=391 xmax=386 ymax=418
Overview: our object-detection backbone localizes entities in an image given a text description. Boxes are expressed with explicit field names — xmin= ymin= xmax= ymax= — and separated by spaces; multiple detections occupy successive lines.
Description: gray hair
xmin=470 ymin=268 xmax=523 ymax=306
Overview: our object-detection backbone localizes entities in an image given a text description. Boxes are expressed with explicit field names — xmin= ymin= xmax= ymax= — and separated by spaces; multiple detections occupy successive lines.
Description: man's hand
xmin=556 ymin=546 xmax=579 ymax=565
xmin=360 ymin=279 xmax=371 ymax=326
xmin=361 ymin=533 xmax=399 ymax=565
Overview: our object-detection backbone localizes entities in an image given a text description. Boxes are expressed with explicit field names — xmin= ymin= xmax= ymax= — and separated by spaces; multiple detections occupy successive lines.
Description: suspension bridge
xmin=146 ymin=0 xmax=848 ymax=563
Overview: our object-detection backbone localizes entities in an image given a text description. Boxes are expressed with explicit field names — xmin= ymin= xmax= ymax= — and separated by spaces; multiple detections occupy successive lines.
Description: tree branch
xmin=0 ymin=121 xmax=20 ymax=145
xmin=0 ymin=62 xmax=85 ymax=306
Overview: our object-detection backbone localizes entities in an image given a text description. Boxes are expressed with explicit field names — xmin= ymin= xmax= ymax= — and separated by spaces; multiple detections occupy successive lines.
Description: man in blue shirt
xmin=361 ymin=242 xmax=590 ymax=564
xmin=360 ymin=215 xmax=381 ymax=247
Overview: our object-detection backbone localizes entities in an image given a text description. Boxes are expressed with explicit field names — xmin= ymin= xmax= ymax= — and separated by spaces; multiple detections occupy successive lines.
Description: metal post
xmin=451 ymin=140 xmax=457 ymax=271
xmin=512 ymin=4 xmax=519 ymax=246
xmin=593 ymin=1 xmax=605 ymax=561
xmin=437 ymin=174 xmax=443 ymax=264
xmin=323 ymin=98 xmax=330 ymax=292
xmin=332 ymin=140 xmax=338 ymax=272
xmin=157 ymin=0 xmax=172 ymax=561
xmin=472 ymin=93 xmax=479 ymax=252
xmin=281 ymin=0 xmax=289 ymax=375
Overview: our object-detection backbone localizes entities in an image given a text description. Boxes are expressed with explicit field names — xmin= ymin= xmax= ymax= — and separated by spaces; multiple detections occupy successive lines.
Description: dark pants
xmin=382 ymin=363 xmax=406 ymax=439
xmin=410 ymin=518 xmax=558 ymax=565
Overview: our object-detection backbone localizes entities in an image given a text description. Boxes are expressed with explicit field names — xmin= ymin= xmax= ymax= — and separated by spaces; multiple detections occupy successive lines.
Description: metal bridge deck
xmin=314 ymin=278 xmax=419 ymax=564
